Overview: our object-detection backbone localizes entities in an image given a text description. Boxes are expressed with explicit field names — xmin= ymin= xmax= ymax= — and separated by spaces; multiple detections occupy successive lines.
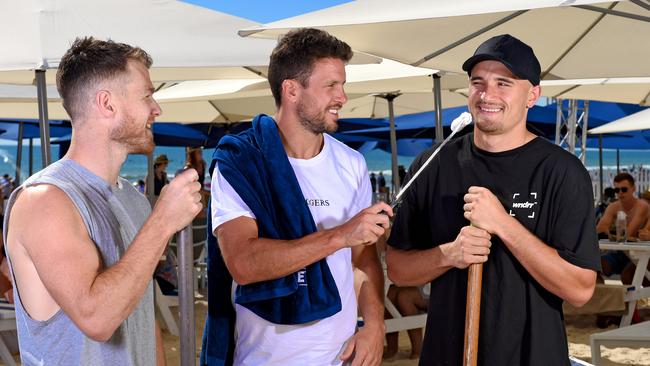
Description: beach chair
xmin=154 ymin=280 xmax=179 ymax=337
xmin=169 ymin=216 xmax=208 ymax=290
xmin=0 ymin=306 xmax=17 ymax=366
xmin=590 ymin=320 xmax=650 ymax=365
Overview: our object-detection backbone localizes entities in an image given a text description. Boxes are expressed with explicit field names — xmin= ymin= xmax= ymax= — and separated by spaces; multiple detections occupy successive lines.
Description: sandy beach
xmin=160 ymin=300 xmax=649 ymax=366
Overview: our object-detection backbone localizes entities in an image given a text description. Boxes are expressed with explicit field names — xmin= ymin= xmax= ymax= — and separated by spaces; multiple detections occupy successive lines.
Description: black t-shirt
xmin=388 ymin=133 xmax=600 ymax=366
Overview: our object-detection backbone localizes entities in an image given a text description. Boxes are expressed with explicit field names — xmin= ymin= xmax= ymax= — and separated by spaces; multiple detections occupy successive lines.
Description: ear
xmin=96 ymin=89 xmax=116 ymax=118
xmin=281 ymin=79 xmax=300 ymax=105
xmin=526 ymin=85 xmax=541 ymax=109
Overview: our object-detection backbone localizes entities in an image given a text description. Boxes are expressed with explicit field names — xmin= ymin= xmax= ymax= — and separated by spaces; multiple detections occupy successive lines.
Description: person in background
xmin=384 ymin=285 xmax=428 ymax=360
xmin=147 ymin=154 xmax=170 ymax=197
xmin=597 ymin=173 xmax=649 ymax=283
xmin=595 ymin=187 xmax=616 ymax=224
xmin=184 ymin=147 xmax=207 ymax=188
xmin=177 ymin=147 xmax=209 ymax=217
xmin=398 ymin=165 xmax=406 ymax=186
xmin=596 ymin=173 xmax=649 ymax=242
xmin=134 ymin=179 xmax=146 ymax=194
xmin=370 ymin=172 xmax=377 ymax=193
xmin=377 ymin=171 xmax=386 ymax=192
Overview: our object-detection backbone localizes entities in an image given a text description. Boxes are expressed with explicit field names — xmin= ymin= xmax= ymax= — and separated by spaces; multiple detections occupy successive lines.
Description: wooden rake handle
xmin=463 ymin=262 xmax=483 ymax=366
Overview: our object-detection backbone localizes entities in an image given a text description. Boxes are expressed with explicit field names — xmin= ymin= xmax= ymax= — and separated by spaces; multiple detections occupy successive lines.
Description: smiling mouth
xmin=478 ymin=105 xmax=502 ymax=113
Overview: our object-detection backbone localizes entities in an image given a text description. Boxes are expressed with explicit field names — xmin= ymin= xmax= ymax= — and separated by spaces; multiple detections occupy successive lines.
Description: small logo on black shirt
xmin=509 ymin=192 xmax=538 ymax=219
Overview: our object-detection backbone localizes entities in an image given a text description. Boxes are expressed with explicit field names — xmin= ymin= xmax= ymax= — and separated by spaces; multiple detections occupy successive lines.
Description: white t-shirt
xmin=211 ymin=133 xmax=372 ymax=365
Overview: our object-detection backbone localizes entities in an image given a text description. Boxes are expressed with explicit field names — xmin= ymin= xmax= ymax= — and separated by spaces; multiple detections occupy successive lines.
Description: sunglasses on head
xmin=614 ymin=187 xmax=629 ymax=193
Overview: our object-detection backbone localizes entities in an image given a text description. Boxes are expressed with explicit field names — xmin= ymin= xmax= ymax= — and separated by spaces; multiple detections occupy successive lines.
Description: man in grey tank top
xmin=2 ymin=38 xmax=203 ymax=365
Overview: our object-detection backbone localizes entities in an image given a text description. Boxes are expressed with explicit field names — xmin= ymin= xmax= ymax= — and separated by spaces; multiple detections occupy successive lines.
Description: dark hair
xmin=614 ymin=172 xmax=635 ymax=186
xmin=267 ymin=28 xmax=352 ymax=107
xmin=56 ymin=37 xmax=153 ymax=120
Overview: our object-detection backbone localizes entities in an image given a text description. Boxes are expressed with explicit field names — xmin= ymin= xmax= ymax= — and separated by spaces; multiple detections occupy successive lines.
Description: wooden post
xmin=463 ymin=262 xmax=483 ymax=366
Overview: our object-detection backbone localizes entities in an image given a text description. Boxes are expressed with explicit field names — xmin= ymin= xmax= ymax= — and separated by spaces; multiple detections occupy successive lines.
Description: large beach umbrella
xmin=153 ymin=59 xmax=468 ymax=121
xmin=241 ymin=0 xmax=650 ymax=184
xmin=589 ymin=108 xmax=650 ymax=134
xmin=241 ymin=0 xmax=650 ymax=80
xmin=542 ymin=77 xmax=650 ymax=106
xmin=0 ymin=0 xmax=282 ymax=173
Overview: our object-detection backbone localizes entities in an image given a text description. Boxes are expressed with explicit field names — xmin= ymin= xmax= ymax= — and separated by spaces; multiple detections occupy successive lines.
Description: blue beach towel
xmin=200 ymin=114 xmax=341 ymax=365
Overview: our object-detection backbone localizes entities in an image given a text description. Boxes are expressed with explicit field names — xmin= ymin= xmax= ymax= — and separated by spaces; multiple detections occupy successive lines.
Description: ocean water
xmin=1 ymin=141 xmax=649 ymax=189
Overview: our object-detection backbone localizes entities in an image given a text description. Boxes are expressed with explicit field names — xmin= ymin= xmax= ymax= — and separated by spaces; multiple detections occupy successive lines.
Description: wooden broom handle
xmin=463 ymin=262 xmax=483 ymax=366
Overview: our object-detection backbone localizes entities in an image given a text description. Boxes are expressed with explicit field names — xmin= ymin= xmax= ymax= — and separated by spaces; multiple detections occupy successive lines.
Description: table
xmin=599 ymin=240 xmax=650 ymax=327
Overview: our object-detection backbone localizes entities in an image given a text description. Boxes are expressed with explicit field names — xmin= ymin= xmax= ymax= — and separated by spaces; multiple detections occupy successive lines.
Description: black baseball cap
xmin=462 ymin=34 xmax=541 ymax=86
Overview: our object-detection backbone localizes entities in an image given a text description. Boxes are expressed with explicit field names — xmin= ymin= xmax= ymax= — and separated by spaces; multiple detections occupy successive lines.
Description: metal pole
xmin=580 ymin=101 xmax=589 ymax=164
xmin=16 ymin=123 xmax=24 ymax=184
xmin=599 ymin=134 xmax=604 ymax=202
xmin=29 ymin=138 xmax=33 ymax=176
xmin=554 ymin=99 xmax=563 ymax=145
xmin=178 ymin=225 xmax=196 ymax=366
xmin=567 ymin=100 xmax=577 ymax=154
xmin=146 ymin=153 xmax=155 ymax=207
xmin=386 ymin=94 xmax=400 ymax=193
xmin=36 ymin=70 xmax=52 ymax=168
xmin=616 ymin=149 xmax=620 ymax=173
xmin=433 ymin=74 xmax=444 ymax=143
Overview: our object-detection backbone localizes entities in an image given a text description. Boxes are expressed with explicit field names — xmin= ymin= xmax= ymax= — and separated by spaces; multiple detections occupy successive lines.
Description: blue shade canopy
xmin=336 ymin=101 xmax=650 ymax=155
xmin=0 ymin=120 xmax=71 ymax=140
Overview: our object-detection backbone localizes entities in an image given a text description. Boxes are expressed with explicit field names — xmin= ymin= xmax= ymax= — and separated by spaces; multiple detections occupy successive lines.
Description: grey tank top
xmin=3 ymin=159 xmax=155 ymax=366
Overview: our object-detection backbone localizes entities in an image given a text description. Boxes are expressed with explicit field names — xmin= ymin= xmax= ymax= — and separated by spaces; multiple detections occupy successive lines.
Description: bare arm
xmin=386 ymin=225 xmax=491 ymax=286
xmin=596 ymin=203 xmax=617 ymax=234
xmin=216 ymin=202 xmax=392 ymax=285
xmin=628 ymin=200 xmax=650 ymax=239
xmin=464 ymin=186 xmax=596 ymax=307
xmin=7 ymin=169 xmax=202 ymax=341
xmin=639 ymin=213 xmax=650 ymax=240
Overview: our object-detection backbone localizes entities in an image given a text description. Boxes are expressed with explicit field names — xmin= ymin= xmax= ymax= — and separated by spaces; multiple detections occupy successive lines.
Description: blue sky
xmin=181 ymin=0 xmax=352 ymax=23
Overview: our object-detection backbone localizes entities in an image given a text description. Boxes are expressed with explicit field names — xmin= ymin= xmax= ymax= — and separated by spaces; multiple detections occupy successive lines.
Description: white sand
xmin=159 ymin=302 xmax=649 ymax=366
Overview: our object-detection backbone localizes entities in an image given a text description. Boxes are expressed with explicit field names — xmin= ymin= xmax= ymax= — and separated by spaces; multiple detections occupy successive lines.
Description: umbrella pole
xmin=463 ymin=262 xmax=483 ymax=366
xmin=616 ymin=149 xmax=620 ymax=173
xmin=387 ymin=94 xmax=400 ymax=193
xmin=377 ymin=93 xmax=401 ymax=194
xmin=16 ymin=123 xmax=24 ymax=184
xmin=599 ymin=135 xmax=603 ymax=202
xmin=433 ymin=74 xmax=443 ymax=144
xmin=29 ymin=138 xmax=33 ymax=176
xmin=36 ymin=69 xmax=52 ymax=168
xmin=178 ymin=225 xmax=196 ymax=366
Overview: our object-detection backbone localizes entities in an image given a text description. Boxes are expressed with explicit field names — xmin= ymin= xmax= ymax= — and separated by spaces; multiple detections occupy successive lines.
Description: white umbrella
xmin=241 ymin=0 xmax=650 ymax=146
xmin=153 ymin=59 xmax=468 ymax=121
xmin=542 ymin=77 xmax=650 ymax=106
xmin=588 ymin=108 xmax=650 ymax=134
xmin=0 ymin=0 xmax=381 ymax=164
xmin=241 ymin=0 xmax=650 ymax=80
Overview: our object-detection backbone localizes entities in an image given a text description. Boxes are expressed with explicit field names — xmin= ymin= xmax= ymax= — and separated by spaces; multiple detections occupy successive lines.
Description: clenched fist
xmin=153 ymin=168 xmax=203 ymax=235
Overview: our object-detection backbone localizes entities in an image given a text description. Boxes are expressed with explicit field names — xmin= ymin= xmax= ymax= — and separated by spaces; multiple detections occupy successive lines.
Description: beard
xmin=110 ymin=113 xmax=155 ymax=154
xmin=296 ymin=95 xmax=339 ymax=134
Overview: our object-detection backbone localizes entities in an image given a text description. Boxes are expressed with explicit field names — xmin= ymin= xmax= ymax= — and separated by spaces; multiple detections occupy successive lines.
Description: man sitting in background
xmin=596 ymin=172 xmax=649 ymax=326
xmin=596 ymin=173 xmax=649 ymax=280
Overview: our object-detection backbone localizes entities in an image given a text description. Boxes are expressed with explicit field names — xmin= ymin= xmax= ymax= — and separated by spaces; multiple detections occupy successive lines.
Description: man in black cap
xmin=386 ymin=34 xmax=600 ymax=365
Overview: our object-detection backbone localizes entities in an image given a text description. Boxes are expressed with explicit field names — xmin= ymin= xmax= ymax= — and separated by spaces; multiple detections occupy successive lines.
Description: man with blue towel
xmin=202 ymin=28 xmax=391 ymax=365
